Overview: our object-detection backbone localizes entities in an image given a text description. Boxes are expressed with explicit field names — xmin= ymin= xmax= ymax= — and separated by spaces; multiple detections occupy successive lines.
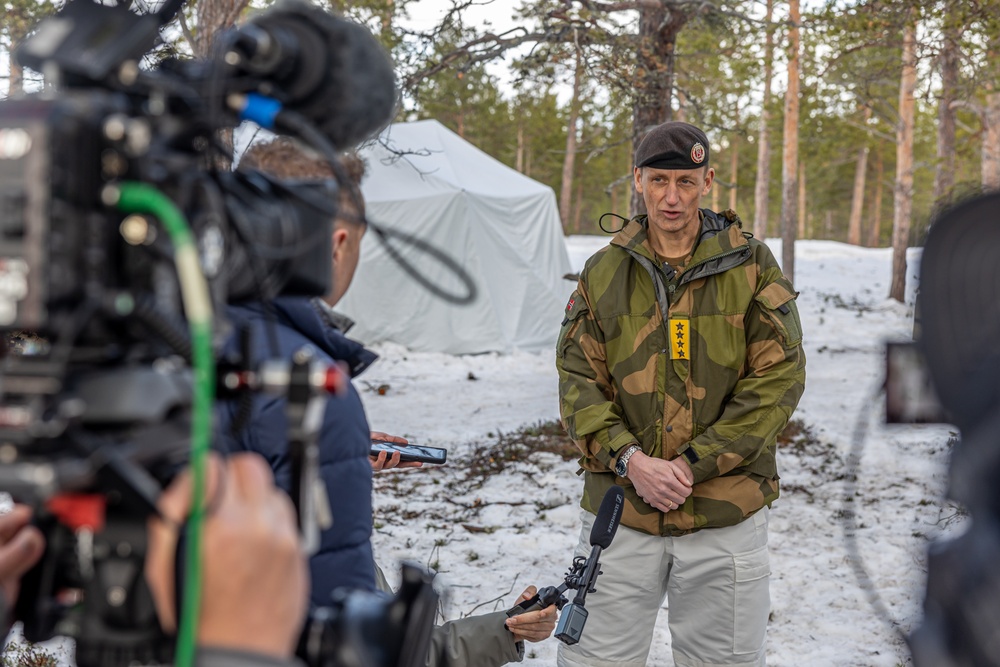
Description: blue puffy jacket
xmin=216 ymin=297 xmax=377 ymax=606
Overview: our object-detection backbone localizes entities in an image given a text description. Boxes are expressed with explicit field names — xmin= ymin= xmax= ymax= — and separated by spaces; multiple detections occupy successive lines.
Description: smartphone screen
xmin=369 ymin=441 xmax=448 ymax=464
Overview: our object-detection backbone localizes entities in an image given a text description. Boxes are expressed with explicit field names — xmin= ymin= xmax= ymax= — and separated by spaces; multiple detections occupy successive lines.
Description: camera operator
xmin=2 ymin=454 xmax=308 ymax=667
xmin=217 ymin=139 xmax=379 ymax=606
xmin=242 ymin=139 xmax=558 ymax=666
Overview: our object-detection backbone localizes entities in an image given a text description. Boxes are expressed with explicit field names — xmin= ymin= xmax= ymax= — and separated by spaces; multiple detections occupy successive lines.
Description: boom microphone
xmin=230 ymin=0 xmax=398 ymax=149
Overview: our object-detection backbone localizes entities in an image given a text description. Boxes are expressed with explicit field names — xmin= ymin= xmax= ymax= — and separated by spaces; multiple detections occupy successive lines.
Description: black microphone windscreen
xmin=589 ymin=486 xmax=624 ymax=549
xmin=244 ymin=0 xmax=398 ymax=149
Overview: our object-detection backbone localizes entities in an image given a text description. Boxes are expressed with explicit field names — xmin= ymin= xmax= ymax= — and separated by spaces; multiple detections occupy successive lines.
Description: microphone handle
xmin=572 ymin=544 xmax=603 ymax=606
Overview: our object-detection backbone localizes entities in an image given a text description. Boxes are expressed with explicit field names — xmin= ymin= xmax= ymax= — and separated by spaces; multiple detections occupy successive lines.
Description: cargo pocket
xmin=754 ymin=279 xmax=803 ymax=348
xmin=732 ymin=544 xmax=771 ymax=655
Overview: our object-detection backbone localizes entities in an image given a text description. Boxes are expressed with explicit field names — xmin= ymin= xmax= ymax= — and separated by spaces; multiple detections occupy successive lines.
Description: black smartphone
xmin=369 ymin=441 xmax=448 ymax=464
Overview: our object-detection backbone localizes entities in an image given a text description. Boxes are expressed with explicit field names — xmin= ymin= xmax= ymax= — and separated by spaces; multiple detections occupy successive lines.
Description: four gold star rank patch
xmin=669 ymin=317 xmax=690 ymax=360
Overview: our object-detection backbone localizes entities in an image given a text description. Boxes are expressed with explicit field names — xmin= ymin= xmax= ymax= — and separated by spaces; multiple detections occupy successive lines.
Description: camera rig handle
xmin=284 ymin=346 xmax=338 ymax=557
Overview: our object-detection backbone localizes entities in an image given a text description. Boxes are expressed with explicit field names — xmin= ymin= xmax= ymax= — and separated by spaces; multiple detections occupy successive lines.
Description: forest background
xmin=2 ymin=0 xmax=999 ymax=296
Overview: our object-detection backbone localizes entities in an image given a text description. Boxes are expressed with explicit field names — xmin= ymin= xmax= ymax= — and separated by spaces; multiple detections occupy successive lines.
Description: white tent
xmin=336 ymin=120 xmax=573 ymax=355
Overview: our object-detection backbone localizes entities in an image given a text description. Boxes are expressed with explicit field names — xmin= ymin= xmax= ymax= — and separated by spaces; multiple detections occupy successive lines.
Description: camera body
xmin=0 ymin=91 xmax=334 ymax=341
xmin=0 ymin=1 xmax=425 ymax=666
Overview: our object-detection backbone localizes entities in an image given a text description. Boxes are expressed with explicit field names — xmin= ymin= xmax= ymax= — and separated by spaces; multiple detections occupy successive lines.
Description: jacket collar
xmin=611 ymin=209 xmax=748 ymax=266
xmin=230 ymin=297 xmax=377 ymax=378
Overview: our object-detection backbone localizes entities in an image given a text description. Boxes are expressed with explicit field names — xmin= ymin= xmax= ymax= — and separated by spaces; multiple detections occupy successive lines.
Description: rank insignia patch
xmin=669 ymin=318 xmax=690 ymax=360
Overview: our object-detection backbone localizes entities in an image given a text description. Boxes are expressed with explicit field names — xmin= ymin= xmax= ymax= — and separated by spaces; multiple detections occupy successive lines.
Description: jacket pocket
xmin=754 ymin=279 xmax=802 ymax=348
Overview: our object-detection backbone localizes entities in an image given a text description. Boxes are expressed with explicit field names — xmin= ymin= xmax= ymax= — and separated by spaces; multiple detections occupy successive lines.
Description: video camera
xmin=0 ymin=0 xmax=435 ymax=666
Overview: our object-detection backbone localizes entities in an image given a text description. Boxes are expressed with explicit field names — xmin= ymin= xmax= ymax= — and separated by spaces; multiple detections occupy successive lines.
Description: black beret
xmin=635 ymin=121 xmax=710 ymax=170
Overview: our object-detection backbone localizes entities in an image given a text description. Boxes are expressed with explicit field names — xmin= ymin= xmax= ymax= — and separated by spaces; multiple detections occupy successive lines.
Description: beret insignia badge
xmin=691 ymin=142 xmax=706 ymax=164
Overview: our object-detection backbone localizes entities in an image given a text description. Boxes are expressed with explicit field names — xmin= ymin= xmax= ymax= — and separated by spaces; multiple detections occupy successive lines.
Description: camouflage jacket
xmin=556 ymin=210 xmax=806 ymax=536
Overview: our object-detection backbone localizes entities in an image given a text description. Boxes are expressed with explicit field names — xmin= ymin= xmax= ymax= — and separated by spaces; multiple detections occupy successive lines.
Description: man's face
xmin=633 ymin=165 xmax=714 ymax=240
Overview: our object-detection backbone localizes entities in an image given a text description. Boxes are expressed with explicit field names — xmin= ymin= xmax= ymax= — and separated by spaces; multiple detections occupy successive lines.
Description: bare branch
xmin=578 ymin=0 xmax=662 ymax=13
xmin=461 ymin=575 xmax=520 ymax=618
xmin=842 ymin=117 xmax=897 ymax=143
xmin=402 ymin=27 xmax=556 ymax=90
xmin=950 ymin=99 xmax=985 ymax=120
xmin=604 ymin=172 xmax=633 ymax=196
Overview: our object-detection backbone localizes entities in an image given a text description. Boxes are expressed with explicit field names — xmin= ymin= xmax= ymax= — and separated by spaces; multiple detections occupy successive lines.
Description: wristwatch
xmin=614 ymin=444 xmax=642 ymax=478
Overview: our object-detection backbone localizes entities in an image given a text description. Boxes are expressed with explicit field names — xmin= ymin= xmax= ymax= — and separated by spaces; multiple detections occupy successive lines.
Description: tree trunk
xmin=890 ymin=17 xmax=917 ymax=303
xmin=560 ymin=46 xmax=584 ymax=232
xmin=798 ymin=160 xmax=806 ymax=239
xmin=194 ymin=0 xmax=251 ymax=58
xmin=676 ymin=88 xmax=688 ymax=122
xmin=933 ymin=25 xmax=959 ymax=207
xmin=984 ymin=33 xmax=1000 ymax=191
xmin=847 ymin=148 xmax=869 ymax=244
xmin=191 ymin=0 xmax=250 ymax=167
xmin=847 ymin=106 xmax=872 ymax=245
xmin=630 ymin=6 xmax=692 ymax=216
xmin=9 ymin=58 xmax=23 ymax=95
xmin=868 ymin=145 xmax=884 ymax=247
xmin=983 ymin=91 xmax=1000 ymax=190
xmin=573 ymin=178 xmax=585 ymax=233
xmin=753 ymin=0 xmax=775 ymax=240
xmin=780 ymin=0 xmax=800 ymax=283
xmin=729 ymin=112 xmax=740 ymax=212
xmin=379 ymin=0 xmax=394 ymax=46
xmin=516 ymin=123 xmax=525 ymax=173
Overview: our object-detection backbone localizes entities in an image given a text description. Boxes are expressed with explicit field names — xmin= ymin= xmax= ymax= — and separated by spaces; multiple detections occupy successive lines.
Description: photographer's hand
xmin=146 ymin=453 xmax=309 ymax=659
xmin=0 ymin=504 xmax=45 ymax=629
xmin=369 ymin=431 xmax=423 ymax=471
xmin=505 ymin=586 xmax=558 ymax=643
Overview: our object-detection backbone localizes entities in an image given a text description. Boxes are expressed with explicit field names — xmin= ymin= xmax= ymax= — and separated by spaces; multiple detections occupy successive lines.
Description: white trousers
xmin=556 ymin=509 xmax=770 ymax=667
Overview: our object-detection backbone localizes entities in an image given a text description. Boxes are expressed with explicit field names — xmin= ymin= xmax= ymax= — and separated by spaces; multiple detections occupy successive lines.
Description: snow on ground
xmin=362 ymin=236 xmax=960 ymax=667
xmin=2 ymin=236 xmax=959 ymax=667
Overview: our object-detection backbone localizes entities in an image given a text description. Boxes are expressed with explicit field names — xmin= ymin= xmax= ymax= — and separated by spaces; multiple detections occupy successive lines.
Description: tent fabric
xmin=336 ymin=119 xmax=574 ymax=355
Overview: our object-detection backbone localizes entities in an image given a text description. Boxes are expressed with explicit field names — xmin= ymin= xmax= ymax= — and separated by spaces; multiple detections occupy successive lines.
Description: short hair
xmin=239 ymin=137 xmax=366 ymax=221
